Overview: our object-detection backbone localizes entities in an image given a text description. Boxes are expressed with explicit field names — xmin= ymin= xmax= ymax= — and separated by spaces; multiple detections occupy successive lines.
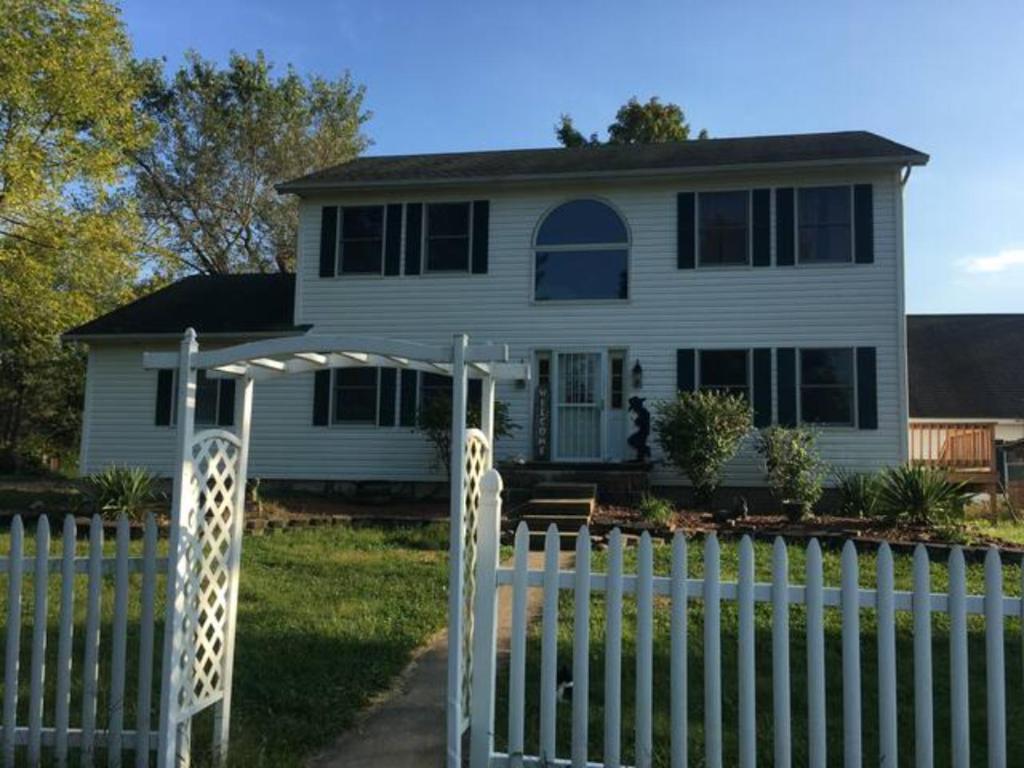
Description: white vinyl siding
xmin=81 ymin=167 xmax=906 ymax=486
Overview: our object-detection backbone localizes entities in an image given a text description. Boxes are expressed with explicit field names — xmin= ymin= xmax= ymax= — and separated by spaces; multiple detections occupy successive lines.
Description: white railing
xmin=1 ymin=514 xmax=167 ymax=767
xmin=469 ymin=495 xmax=1021 ymax=767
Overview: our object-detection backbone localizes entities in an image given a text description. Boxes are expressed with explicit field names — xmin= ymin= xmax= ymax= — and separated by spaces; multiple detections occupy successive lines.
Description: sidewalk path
xmin=308 ymin=551 xmax=556 ymax=768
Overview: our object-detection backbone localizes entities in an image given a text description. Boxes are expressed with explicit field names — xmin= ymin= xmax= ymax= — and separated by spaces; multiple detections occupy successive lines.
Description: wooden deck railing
xmin=909 ymin=421 xmax=997 ymax=473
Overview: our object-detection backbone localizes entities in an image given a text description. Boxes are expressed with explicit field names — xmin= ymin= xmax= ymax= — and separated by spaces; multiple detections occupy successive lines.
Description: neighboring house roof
xmin=908 ymin=314 xmax=1024 ymax=420
xmin=278 ymin=130 xmax=928 ymax=193
xmin=63 ymin=273 xmax=305 ymax=340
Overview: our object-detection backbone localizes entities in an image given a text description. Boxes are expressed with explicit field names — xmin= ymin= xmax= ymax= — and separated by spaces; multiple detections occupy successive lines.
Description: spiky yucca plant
xmin=877 ymin=464 xmax=971 ymax=527
xmin=85 ymin=465 xmax=161 ymax=521
xmin=833 ymin=469 xmax=882 ymax=518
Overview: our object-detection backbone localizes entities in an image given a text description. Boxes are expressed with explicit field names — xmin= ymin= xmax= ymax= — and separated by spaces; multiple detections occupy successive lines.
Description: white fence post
xmin=2 ymin=515 xmax=23 ymax=768
xmin=447 ymin=333 xmax=469 ymax=768
xmin=469 ymin=469 xmax=503 ymax=768
xmin=158 ymin=328 xmax=199 ymax=768
xmin=213 ymin=374 xmax=254 ymax=764
xmin=984 ymin=548 xmax=1006 ymax=767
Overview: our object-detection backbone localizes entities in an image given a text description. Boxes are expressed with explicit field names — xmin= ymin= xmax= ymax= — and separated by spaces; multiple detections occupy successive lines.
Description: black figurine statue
xmin=627 ymin=396 xmax=651 ymax=462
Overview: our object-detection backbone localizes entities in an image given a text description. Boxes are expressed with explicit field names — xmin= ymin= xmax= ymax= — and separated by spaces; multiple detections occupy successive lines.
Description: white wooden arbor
xmin=143 ymin=330 xmax=528 ymax=768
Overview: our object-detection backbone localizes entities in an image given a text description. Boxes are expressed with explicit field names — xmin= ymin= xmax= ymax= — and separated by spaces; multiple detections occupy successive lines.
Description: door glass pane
xmin=556 ymin=353 xmax=602 ymax=460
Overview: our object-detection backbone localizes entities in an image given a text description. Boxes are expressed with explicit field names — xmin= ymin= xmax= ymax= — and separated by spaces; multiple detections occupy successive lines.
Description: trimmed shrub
xmin=756 ymin=426 xmax=825 ymax=519
xmin=85 ymin=465 xmax=161 ymax=521
xmin=653 ymin=390 xmax=752 ymax=509
xmin=877 ymin=464 xmax=972 ymax=528
xmin=833 ymin=468 xmax=882 ymax=518
xmin=638 ymin=494 xmax=675 ymax=527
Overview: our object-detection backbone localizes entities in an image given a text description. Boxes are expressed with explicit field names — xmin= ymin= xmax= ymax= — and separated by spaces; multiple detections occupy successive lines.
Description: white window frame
xmin=697 ymin=190 xmax=752 ymax=268
xmin=337 ymin=204 xmax=387 ymax=277
xmin=795 ymin=185 xmax=855 ymax=266
xmin=697 ymin=348 xmax=752 ymax=400
xmin=797 ymin=347 xmax=858 ymax=427
xmin=424 ymin=201 xmax=473 ymax=274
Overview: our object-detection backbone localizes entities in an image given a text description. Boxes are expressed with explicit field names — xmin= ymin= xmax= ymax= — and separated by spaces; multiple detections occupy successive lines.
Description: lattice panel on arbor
xmin=460 ymin=429 xmax=490 ymax=721
xmin=175 ymin=430 xmax=241 ymax=717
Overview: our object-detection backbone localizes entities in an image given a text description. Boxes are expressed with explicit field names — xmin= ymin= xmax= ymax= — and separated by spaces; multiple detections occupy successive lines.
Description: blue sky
xmin=120 ymin=0 xmax=1024 ymax=313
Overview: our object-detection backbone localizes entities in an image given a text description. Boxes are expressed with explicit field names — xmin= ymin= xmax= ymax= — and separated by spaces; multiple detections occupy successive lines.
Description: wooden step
xmin=518 ymin=497 xmax=594 ymax=519
xmin=532 ymin=482 xmax=598 ymax=501
xmin=519 ymin=513 xmax=592 ymax=530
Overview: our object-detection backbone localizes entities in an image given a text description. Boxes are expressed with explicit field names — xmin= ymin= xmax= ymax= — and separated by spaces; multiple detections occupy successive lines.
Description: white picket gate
xmin=1 ymin=513 xmax=166 ymax=767
xmin=468 ymin=481 xmax=1023 ymax=768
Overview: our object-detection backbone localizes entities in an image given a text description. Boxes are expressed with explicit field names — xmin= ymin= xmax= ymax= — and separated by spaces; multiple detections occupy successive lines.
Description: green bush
xmin=877 ymin=464 xmax=972 ymax=528
xmin=833 ymin=468 xmax=882 ymax=518
xmin=756 ymin=426 xmax=825 ymax=519
xmin=415 ymin=395 xmax=517 ymax=471
xmin=653 ymin=390 xmax=752 ymax=508
xmin=84 ymin=465 xmax=161 ymax=521
xmin=638 ymin=494 xmax=675 ymax=527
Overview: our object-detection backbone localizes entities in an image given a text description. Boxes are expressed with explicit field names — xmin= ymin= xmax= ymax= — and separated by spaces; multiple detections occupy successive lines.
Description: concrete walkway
xmin=308 ymin=552 xmax=552 ymax=768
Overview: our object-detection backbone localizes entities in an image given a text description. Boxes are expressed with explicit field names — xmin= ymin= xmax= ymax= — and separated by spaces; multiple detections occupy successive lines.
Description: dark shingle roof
xmin=908 ymin=315 xmax=1024 ymax=419
xmin=278 ymin=131 xmax=928 ymax=193
xmin=64 ymin=273 xmax=302 ymax=339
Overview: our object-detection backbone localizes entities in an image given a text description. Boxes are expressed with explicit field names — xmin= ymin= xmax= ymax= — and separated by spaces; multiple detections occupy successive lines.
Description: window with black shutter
xmin=698 ymin=349 xmax=750 ymax=398
xmin=333 ymin=368 xmax=380 ymax=424
xmin=155 ymin=370 xmax=234 ymax=427
xmin=698 ymin=191 xmax=750 ymax=267
xmin=799 ymin=348 xmax=855 ymax=425
xmin=339 ymin=206 xmax=385 ymax=274
xmin=797 ymin=187 xmax=853 ymax=264
xmin=426 ymin=202 xmax=471 ymax=272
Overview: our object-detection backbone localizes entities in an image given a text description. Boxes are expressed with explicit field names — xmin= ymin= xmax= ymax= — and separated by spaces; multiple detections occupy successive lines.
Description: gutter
xmin=276 ymin=154 xmax=930 ymax=195
xmin=62 ymin=326 xmax=312 ymax=344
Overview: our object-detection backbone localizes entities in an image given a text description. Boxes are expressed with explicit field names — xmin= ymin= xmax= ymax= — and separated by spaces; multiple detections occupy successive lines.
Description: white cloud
xmin=959 ymin=248 xmax=1024 ymax=274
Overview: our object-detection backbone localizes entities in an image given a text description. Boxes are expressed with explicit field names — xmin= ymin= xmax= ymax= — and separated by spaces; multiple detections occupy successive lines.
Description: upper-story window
xmin=699 ymin=191 xmax=750 ymax=266
xmin=534 ymin=199 xmax=629 ymax=301
xmin=798 ymin=187 xmax=852 ymax=264
xmin=340 ymin=206 xmax=385 ymax=274
xmin=426 ymin=202 xmax=471 ymax=271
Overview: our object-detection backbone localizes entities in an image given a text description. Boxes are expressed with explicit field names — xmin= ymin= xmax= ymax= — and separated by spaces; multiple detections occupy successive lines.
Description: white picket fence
xmin=468 ymin=473 xmax=1023 ymax=768
xmin=1 ymin=513 xmax=167 ymax=767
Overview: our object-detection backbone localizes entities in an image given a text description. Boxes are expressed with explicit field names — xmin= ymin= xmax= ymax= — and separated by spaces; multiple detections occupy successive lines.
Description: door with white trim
xmin=553 ymin=352 xmax=604 ymax=461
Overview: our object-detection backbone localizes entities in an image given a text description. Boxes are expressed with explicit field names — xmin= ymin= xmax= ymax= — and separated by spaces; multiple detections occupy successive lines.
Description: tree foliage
xmin=755 ymin=426 xmax=826 ymax=518
xmin=415 ymin=395 xmax=517 ymax=472
xmin=555 ymin=97 xmax=707 ymax=147
xmin=0 ymin=0 xmax=150 ymax=470
xmin=133 ymin=51 xmax=371 ymax=275
xmin=653 ymin=390 xmax=752 ymax=508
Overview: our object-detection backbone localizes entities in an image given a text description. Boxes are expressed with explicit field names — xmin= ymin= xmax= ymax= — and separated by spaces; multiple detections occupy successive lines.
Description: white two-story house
xmin=65 ymin=130 xmax=929 ymax=499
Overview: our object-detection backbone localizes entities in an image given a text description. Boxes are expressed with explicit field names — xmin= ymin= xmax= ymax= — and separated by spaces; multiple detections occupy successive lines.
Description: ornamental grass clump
xmin=638 ymin=493 xmax=675 ymax=527
xmin=833 ymin=468 xmax=882 ymax=518
xmin=876 ymin=464 xmax=972 ymax=528
xmin=84 ymin=465 xmax=162 ymax=521
xmin=756 ymin=426 xmax=825 ymax=520
xmin=653 ymin=390 xmax=752 ymax=509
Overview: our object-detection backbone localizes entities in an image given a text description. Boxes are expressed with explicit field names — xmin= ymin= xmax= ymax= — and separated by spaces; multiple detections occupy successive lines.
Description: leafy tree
xmin=133 ymin=51 xmax=371 ymax=275
xmin=416 ymin=395 xmax=517 ymax=472
xmin=653 ymin=390 xmax=752 ymax=508
xmin=0 ymin=0 xmax=150 ymax=470
xmin=555 ymin=97 xmax=708 ymax=147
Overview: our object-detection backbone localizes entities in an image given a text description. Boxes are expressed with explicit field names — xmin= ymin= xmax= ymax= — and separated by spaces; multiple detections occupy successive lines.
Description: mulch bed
xmin=589 ymin=505 xmax=1024 ymax=560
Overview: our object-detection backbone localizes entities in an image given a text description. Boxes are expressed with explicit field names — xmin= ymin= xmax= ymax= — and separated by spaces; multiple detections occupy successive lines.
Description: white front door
xmin=553 ymin=352 xmax=605 ymax=461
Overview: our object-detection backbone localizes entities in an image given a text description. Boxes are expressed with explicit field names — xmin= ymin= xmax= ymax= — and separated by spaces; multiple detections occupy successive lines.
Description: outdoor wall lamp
xmin=632 ymin=360 xmax=643 ymax=390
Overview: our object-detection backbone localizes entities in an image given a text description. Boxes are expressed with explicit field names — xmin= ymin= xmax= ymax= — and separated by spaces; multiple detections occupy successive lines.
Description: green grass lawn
xmin=495 ymin=537 xmax=1024 ymax=768
xmin=0 ymin=522 xmax=449 ymax=767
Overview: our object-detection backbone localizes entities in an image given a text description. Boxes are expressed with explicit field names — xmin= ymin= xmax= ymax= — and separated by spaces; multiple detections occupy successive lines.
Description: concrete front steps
xmin=513 ymin=482 xmax=596 ymax=549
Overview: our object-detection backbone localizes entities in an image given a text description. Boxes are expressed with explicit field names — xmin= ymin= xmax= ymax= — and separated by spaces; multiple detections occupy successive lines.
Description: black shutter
xmin=676 ymin=349 xmax=695 ymax=392
xmin=776 ymin=348 xmax=797 ymax=426
xmin=399 ymin=369 xmax=418 ymax=426
xmin=752 ymin=189 xmax=771 ymax=267
xmin=384 ymin=204 xmax=403 ymax=276
xmin=155 ymin=369 xmax=174 ymax=426
xmin=405 ymin=203 xmax=422 ymax=275
xmin=313 ymin=370 xmax=331 ymax=426
xmin=854 ymin=184 xmax=874 ymax=264
xmin=378 ymin=368 xmax=397 ymax=426
xmin=471 ymin=200 xmax=489 ymax=274
xmin=856 ymin=347 xmax=878 ymax=429
xmin=319 ymin=206 xmax=338 ymax=277
xmin=217 ymin=379 xmax=236 ymax=427
xmin=752 ymin=348 xmax=772 ymax=427
xmin=776 ymin=188 xmax=795 ymax=266
xmin=677 ymin=193 xmax=695 ymax=269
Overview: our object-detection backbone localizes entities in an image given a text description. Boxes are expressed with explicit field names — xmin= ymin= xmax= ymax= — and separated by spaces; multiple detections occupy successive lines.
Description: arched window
xmin=534 ymin=199 xmax=629 ymax=301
